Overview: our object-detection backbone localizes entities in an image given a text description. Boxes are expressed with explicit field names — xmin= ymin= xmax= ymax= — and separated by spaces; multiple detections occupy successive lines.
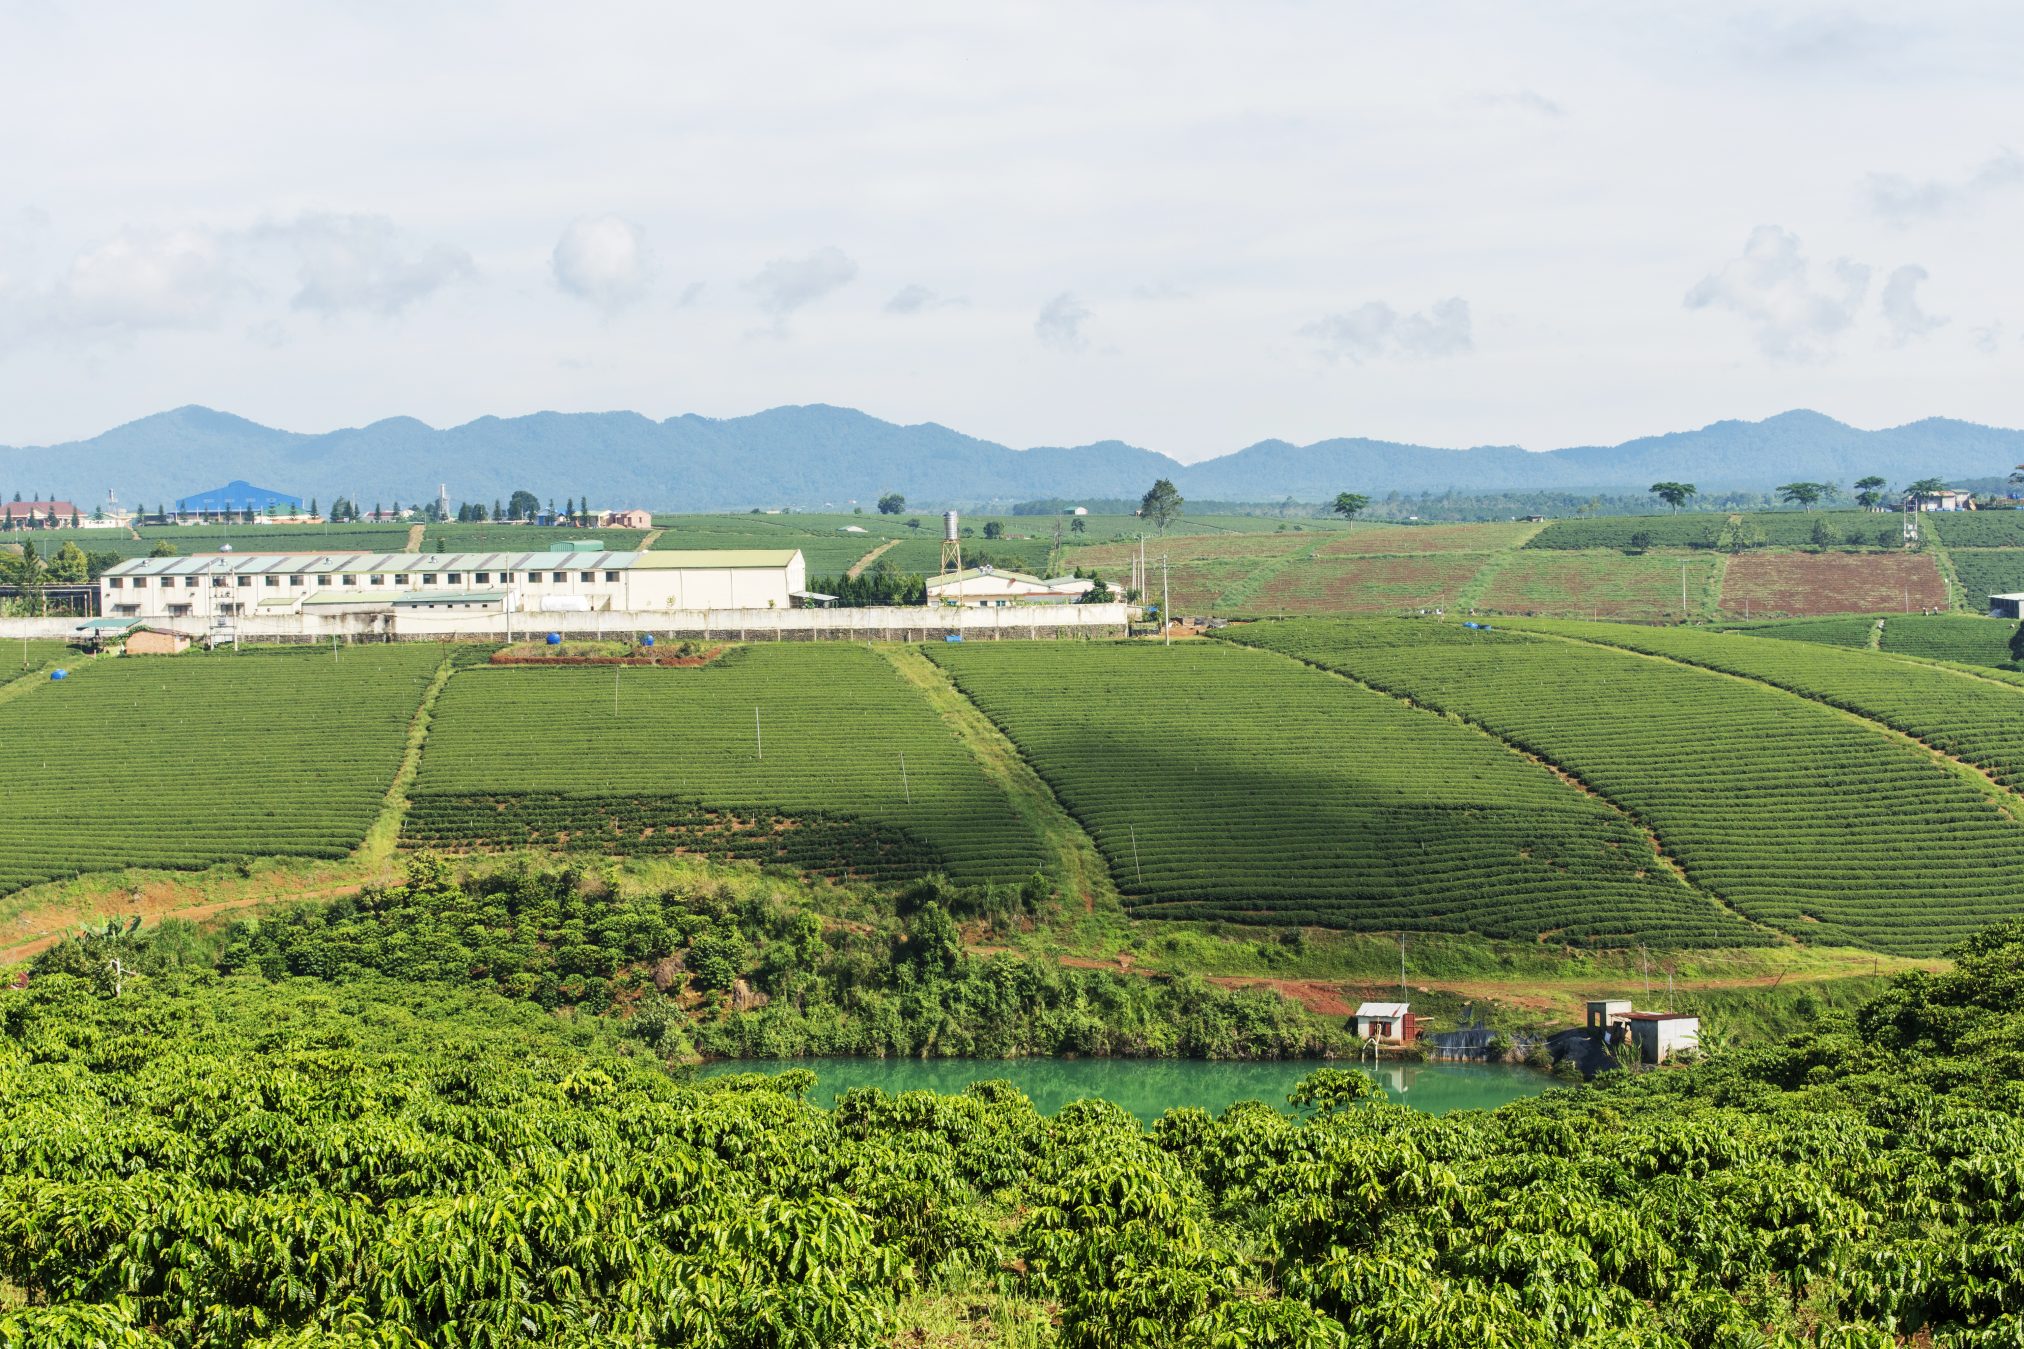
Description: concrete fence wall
xmin=1 ymin=604 xmax=1134 ymax=644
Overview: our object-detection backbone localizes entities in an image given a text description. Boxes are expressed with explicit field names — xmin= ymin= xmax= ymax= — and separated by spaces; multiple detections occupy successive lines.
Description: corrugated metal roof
xmin=392 ymin=590 xmax=507 ymax=606
xmin=1355 ymin=1002 xmax=1411 ymax=1018
xmin=104 ymin=547 xmax=799 ymax=577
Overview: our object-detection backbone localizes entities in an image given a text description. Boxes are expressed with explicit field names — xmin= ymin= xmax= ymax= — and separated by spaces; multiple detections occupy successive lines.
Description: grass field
xmin=1313 ymin=521 xmax=1538 ymax=554
xmin=1719 ymin=551 xmax=1948 ymax=616
xmin=1726 ymin=614 xmax=2021 ymax=666
xmin=1229 ymin=618 xmax=2024 ymax=955
xmin=1926 ymin=511 xmax=2024 ymax=547
xmin=928 ymin=638 xmax=1754 ymax=945
xmin=0 ymin=646 xmax=443 ymax=897
xmin=407 ymin=644 xmax=1049 ymax=886
xmin=1476 ymin=551 xmax=1721 ymax=620
xmin=1947 ymin=549 xmax=2024 ymax=606
xmin=1716 ymin=616 xmax=1878 ymax=648
xmin=1526 ymin=510 xmax=1893 ymax=551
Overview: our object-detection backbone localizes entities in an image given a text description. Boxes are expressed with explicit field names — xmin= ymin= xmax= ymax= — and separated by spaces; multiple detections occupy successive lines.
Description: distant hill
xmin=5 ymin=404 xmax=2023 ymax=511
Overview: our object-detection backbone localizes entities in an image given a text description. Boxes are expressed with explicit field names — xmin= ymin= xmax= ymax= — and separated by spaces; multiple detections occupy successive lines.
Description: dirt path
xmin=640 ymin=528 xmax=665 ymax=548
xmin=405 ymin=523 xmax=425 ymax=550
xmin=0 ymin=876 xmax=371 ymax=965
xmin=879 ymin=646 xmax=1116 ymax=910
xmin=847 ymin=538 xmax=900 ymax=578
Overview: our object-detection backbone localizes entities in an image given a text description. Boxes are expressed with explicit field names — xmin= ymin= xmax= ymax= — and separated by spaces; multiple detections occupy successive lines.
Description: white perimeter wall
xmin=1 ymin=604 xmax=1131 ymax=643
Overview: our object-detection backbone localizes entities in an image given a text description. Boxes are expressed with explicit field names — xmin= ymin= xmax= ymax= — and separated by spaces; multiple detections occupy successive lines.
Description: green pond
xmin=697 ymin=1057 xmax=1550 ymax=1122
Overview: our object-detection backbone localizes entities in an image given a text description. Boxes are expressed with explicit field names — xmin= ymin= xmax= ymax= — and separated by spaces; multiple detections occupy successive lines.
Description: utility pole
xmin=899 ymin=752 xmax=910 ymax=804
xmin=1162 ymin=555 xmax=1170 ymax=647
xmin=613 ymin=664 xmax=619 ymax=716
xmin=1398 ymin=936 xmax=1408 ymax=1000
xmin=1128 ymin=823 xmax=1142 ymax=884
xmin=1681 ymin=562 xmax=1688 ymax=617
xmin=754 ymin=706 xmax=763 ymax=761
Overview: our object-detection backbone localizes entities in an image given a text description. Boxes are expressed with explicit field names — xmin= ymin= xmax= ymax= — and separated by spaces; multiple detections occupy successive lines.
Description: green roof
xmin=75 ymin=617 xmax=142 ymax=632
xmin=392 ymin=590 xmax=507 ymax=606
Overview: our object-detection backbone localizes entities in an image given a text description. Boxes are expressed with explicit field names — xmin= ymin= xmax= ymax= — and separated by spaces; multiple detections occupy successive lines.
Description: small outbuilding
xmin=1990 ymin=593 xmax=2024 ymax=619
xmin=125 ymin=626 xmax=193 ymax=655
xmin=1625 ymin=1012 xmax=1701 ymax=1064
xmin=1354 ymin=1001 xmax=1417 ymax=1044
xmin=73 ymin=616 xmax=141 ymax=652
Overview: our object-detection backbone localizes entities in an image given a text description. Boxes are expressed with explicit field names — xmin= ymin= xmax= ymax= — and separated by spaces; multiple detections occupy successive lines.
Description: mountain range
xmin=6 ymin=405 xmax=2024 ymax=511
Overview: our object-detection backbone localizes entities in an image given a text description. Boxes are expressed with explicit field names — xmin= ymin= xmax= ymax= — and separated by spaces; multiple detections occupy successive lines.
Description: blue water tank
xmin=50 ymin=669 xmax=67 ymax=680
xmin=641 ymin=634 xmax=655 ymax=647
xmin=944 ymin=633 xmax=964 ymax=643
xmin=546 ymin=632 xmax=562 ymax=646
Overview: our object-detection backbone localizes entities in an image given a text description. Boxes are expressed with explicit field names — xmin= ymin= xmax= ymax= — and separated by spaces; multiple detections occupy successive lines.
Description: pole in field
xmin=613 ymin=664 xmax=619 ymax=716
xmin=755 ymin=706 xmax=762 ymax=761
xmin=899 ymin=752 xmax=911 ymax=804
xmin=1162 ymin=556 xmax=1170 ymax=647
xmin=1128 ymin=823 xmax=1142 ymax=884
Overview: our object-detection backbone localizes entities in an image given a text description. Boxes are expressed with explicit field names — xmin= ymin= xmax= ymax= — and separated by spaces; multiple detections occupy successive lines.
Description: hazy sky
xmin=3 ymin=1 xmax=2021 ymax=459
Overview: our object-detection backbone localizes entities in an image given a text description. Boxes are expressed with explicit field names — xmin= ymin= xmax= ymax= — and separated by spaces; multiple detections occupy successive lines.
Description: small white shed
xmin=1354 ymin=1001 xmax=1417 ymax=1044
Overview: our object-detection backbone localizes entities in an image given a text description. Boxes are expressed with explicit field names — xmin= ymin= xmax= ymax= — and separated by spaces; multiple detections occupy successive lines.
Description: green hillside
xmin=407 ymin=645 xmax=1049 ymax=886
xmin=0 ymin=646 xmax=442 ymax=896
xmin=928 ymin=640 xmax=1753 ymax=945
xmin=1227 ymin=619 xmax=2024 ymax=954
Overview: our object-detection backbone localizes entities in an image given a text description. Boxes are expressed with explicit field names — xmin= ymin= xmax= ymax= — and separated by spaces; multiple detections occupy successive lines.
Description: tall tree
xmin=509 ymin=490 xmax=540 ymax=521
xmin=1777 ymin=481 xmax=1828 ymax=510
xmin=877 ymin=492 xmax=905 ymax=515
xmin=1139 ymin=479 xmax=1184 ymax=531
xmin=1649 ymin=482 xmax=1697 ymax=514
xmin=1331 ymin=492 xmax=1370 ymax=526
xmin=1854 ymin=475 xmax=1888 ymax=510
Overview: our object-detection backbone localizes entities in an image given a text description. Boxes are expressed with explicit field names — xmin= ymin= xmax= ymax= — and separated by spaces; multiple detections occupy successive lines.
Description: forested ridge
xmin=5 ymin=862 xmax=2024 ymax=1345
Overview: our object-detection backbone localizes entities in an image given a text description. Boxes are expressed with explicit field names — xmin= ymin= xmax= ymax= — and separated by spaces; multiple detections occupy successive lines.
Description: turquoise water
xmin=696 ymin=1057 xmax=1549 ymax=1122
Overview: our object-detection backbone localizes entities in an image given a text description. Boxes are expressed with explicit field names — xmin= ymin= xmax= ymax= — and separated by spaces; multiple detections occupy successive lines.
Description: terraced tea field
xmin=1726 ymin=614 xmax=2019 ymax=667
xmin=928 ymin=639 xmax=1753 ymax=945
xmin=1525 ymin=511 xmax=1890 ymax=551
xmin=1229 ymin=619 xmax=2024 ymax=954
xmin=407 ymin=644 xmax=1047 ymax=886
xmin=1504 ymin=618 xmax=2024 ymax=794
xmin=1946 ymin=550 xmax=2024 ymax=607
xmin=0 ymin=646 xmax=443 ymax=897
xmin=1719 ymin=551 xmax=1948 ymax=616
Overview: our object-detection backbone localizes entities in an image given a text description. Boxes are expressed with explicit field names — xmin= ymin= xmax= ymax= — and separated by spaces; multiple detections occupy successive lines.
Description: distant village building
xmin=1354 ymin=1001 xmax=1417 ymax=1044
xmin=1910 ymin=489 xmax=1976 ymax=512
xmin=1 ymin=500 xmax=81 ymax=529
xmin=124 ymin=627 xmax=194 ymax=656
xmin=1990 ymin=593 xmax=2024 ymax=620
xmin=600 ymin=509 xmax=653 ymax=530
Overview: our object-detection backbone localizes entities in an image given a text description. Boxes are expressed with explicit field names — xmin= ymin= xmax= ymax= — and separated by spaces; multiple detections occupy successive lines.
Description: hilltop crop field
xmin=0 ymin=646 xmax=443 ymax=898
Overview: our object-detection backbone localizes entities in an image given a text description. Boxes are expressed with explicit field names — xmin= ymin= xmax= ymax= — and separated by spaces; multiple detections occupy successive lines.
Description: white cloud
xmin=264 ymin=213 xmax=473 ymax=317
xmin=1301 ymin=298 xmax=1473 ymax=362
xmin=1865 ymin=150 xmax=2024 ymax=223
xmin=552 ymin=215 xmax=650 ymax=309
xmin=1684 ymin=226 xmax=1870 ymax=359
xmin=885 ymin=284 xmax=937 ymax=314
xmin=1973 ymin=322 xmax=2006 ymax=355
xmin=744 ymin=246 xmax=857 ymax=330
xmin=55 ymin=226 xmax=244 ymax=332
xmin=1879 ymin=264 xmax=1946 ymax=343
xmin=1034 ymin=292 xmax=1092 ymax=351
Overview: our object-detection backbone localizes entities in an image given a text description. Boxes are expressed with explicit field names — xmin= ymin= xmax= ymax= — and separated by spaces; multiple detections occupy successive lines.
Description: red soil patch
xmin=1205 ymin=977 xmax=1357 ymax=1017
xmin=1316 ymin=522 xmax=1533 ymax=556
xmin=1720 ymin=552 xmax=1947 ymax=617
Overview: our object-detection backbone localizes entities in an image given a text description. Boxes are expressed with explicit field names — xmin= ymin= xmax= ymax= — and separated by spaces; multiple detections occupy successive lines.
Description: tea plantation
xmin=927 ymin=639 xmax=1754 ymax=945
xmin=407 ymin=644 xmax=1049 ymax=886
xmin=1229 ymin=619 xmax=2024 ymax=954
xmin=0 ymin=646 xmax=443 ymax=897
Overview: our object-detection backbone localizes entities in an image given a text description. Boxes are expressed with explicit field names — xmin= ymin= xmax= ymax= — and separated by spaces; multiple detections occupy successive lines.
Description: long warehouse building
xmin=99 ymin=547 xmax=808 ymax=621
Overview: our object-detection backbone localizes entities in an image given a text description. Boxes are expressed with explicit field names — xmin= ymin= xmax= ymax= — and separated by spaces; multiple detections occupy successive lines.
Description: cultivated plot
xmin=408 ymin=644 xmax=1048 ymax=886
xmin=1231 ymin=619 xmax=2024 ymax=954
xmin=1719 ymin=552 xmax=1948 ymax=616
xmin=928 ymin=638 xmax=1753 ymax=945
xmin=0 ymin=646 xmax=443 ymax=897
xmin=1477 ymin=551 xmax=1721 ymax=620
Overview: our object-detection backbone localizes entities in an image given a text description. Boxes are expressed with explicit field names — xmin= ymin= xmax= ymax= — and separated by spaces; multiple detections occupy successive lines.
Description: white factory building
xmin=100 ymin=546 xmax=807 ymax=621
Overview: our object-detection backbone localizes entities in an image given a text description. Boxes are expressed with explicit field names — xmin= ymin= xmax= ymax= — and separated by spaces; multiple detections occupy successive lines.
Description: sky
xmin=2 ymin=0 xmax=2022 ymax=460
